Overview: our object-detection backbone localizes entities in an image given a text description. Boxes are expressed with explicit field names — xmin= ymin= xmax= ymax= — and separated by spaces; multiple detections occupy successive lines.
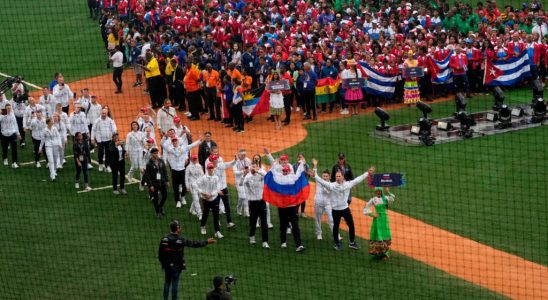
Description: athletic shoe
xmin=181 ymin=197 xmax=187 ymax=205
xmin=316 ymin=234 xmax=323 ymax=240
xmin=339 ymin=235 xmax=343 ymax=241
xmin=184 ymin=111 xmax=191 ymax=116
xmin=113 ymin=190 xmax=120 ymax=195
xmin=139 ymin=183 xmax=144 ymax=191
xmin=296 ymin=107 xmax=300 ymax=112
xmin=200 ymin=227 xmax=207 ymax=235
xmin=36 ymin=162 xmax=41 ymax=168
xmin=300 ymin=213 xmax=306 ymax=218
xmin=63 ymin=159 xmax=66 ymax=165
xmin=90 ymin=149 xmax=95 ymax=154
xmin=3 ymin=159 xmax=8 ymax=166
xmin=227 ymin=222 xmax=236 ymax=229
xmin=334 ymin=244 xmax=342 ymax=251
xmin=20 ymin=142 xmax=25 ymax=148
xmin=281 ymin=243 xmax=287 ymax=249
xmin=286 ymin=228 xmax=292 ymax=234
xmin=176 ymin=201 xmax=182 ymax=208
xmin=12 ymin=162 xmax=19 ymax=169
xmin=214 ymin=231 xmax=224 ymax=239
xmin=249 ymin=236 xmax=256 ymax=245
xmin=349 ymin=242 xmax=360 ymax=250
xmin=296 ymin=245 xmax=305 ymax=252
xmin=106 ymin=166 xmax=112 ymax=173
xmin=268 ymin=223 xmax=274 ymax=229
xmin=98 ymin=165 xmax=104 ymax=172
xmin=75 ymin=183 xmax=80 ymax=189
xmin=57 ymin=165 xmax=63 ymax=170
xmin=88 ymin=164 xmax=93 ymax=170
xmin=83 ymin=186 xmax=92 ymax=192
xmin=262 ymin=242 xmax=270 ymax=249
xmin=340 ymin=108 xmax=349 ymax=115
xmin=120 ymin=189 xmax=127 ymax=195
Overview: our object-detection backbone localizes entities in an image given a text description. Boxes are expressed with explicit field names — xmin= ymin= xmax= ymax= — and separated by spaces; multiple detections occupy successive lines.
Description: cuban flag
xmin=357 ymin=62 xmax=398 ymax=98
xmin=483 ymin=52 xmax=531 ymax=86
xmin=263 ymin=171 xmax=310 ymax=208
xmin=429 ymin=50 xmax=453 ymax=84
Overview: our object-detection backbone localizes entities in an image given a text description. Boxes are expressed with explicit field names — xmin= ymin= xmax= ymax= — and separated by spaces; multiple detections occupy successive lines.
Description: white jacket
xmin=195 ymin=174 xmax=222 ymax=201
xmin=0 ymin=112 xmax=19 ymax=136
xmin=243 ymin=168 xmax=266 ymax=201
xmin=126 ymin=131 xmax=145 ymax=154
xmin=157 ymin=106 xmax=177 ymax=133
xmin=214 ymin=159 xmax=237 ymax=189
xmin=314 ymin=170 xmax=370 ymax=211
xmin=23 ymin=104 xmax=45 ymax=129
xmin=92 ymin=117 xmax=117 ymax=143
xmin=87 ymin=103 xmax=102 ymax=126
xmin=165 ymin=140 xmax=200 ymax=171
xmin=29 ymin=117 xmax=46 ymax=140
xmin=51 ymin=84 xmax=73 ymax=108
xmin=40 ymin=126 xmax=61 ymax=148
xmin=69 ymin=111 xmax=89 ymax=135
xmin=185 ymin=162 xmax=204 ymax=190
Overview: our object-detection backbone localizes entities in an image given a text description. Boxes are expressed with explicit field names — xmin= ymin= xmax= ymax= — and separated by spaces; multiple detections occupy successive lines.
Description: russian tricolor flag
xmin=263 ymin=171 xmax=310 ymax=208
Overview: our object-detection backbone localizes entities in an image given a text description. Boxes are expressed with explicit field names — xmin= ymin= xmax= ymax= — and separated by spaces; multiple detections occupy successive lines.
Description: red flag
xmin=483 ymin=58 xmax=504 ymax=85
xmin=251 ymin=90 xmax=270 ymax=116
xmin=428 ymin=56 xmax=441 ymax=79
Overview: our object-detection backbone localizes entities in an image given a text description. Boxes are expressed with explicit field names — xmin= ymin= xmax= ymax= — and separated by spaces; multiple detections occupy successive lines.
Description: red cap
xmin=146 ymin=138 xmax=155 ymax=144
xmin=208 ymin=154 xmax=218 ymax=161
xmin=206 ymin=163 xmax=215 ymax=169
xmin=281 ymin=165 xmax=291 ymax=172
xmin=190 ymin=154 xmax=198 ymax=159
xmin=173 ymin=116 xmax=181 ymax=123
xmin=141 ymin=107 xmax=148 ymax=112
xmin=280 ymin=154 xmax=289 ymax=161
xmin=91 ymin=95 xmax=97 ymax=99
xmin=171 ymin=136 xmax=178 ymax=141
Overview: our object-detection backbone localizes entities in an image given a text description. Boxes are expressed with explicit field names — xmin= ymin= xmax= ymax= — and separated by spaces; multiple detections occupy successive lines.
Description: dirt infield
xmin=64 ymin=72 xmax=547 ymax=299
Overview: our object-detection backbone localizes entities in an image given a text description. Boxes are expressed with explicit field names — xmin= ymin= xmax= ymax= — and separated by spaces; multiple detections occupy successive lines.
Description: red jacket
xmin=527 ymin=42 xmax=545 ymax=66
xmin=449 ymin=53 xmax=468 ymax=75
xmin=506 ymin=41 xmax=526 ymax=57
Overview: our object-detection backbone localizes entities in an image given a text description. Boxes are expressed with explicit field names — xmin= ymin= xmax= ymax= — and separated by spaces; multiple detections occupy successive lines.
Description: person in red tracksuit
xmin=449 ymin=46 xmax=469 ymax=95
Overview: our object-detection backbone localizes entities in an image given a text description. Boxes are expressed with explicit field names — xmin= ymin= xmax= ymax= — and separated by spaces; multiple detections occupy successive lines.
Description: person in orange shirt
xmin=202 ymin=64 xmax=221 ymax=121
xmin=227 ymin=63 xmax=243 ymax=82
xmin=184 ymin=64 xmax=202 ymax=121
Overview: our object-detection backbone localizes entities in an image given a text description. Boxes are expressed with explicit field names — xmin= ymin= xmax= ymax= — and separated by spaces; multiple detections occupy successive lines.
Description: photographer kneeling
xmin=206 ymin=276 xmax=233 ymax=300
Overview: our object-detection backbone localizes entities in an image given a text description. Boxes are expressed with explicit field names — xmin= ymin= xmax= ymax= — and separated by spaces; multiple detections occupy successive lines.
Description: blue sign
xmin=371 ymin=173 xmax=405 ymax=187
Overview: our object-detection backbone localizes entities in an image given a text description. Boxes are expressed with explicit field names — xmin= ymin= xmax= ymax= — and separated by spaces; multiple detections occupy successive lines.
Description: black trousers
xmin=111 ymin=159 xmax=125 ymax=190
xmin=62 ymin=106 xmax=69 ymax=114
xmin=147 ymin=76 xmax=164 ymax=108
xmin=171 ymin=84 xmax=184 ymax=109
xmin=171 ymin=169 xmax=186 ymax=203
xmin=15 ymin=116 xmax=25 ymax=143
xmin=150 ymin=185 xmax=168 ymax=214
xmin=219 ymin=188 xmax=233 ymax=223
xmin=97 ymin=141 xmax=110 ymax=166
xmin=332 ymin=207 xmax=355 ymax=245
xmin=201 ymin=197 xmax=221 ymax=232
xmin=205 ymin=87 xmax=218 ymax=119
xmin=32 ymin=137 xmax=46 ymax=163
xmin=75 ymin=160 xmax=89 ymax=184
xmin=113 ymin=67 xmax=123 ymax=92
xmin=187 ymin=90 xmax=202 ymax=119
xmin=249 ymin=200 xmax=268 ymax=242
xmin=283 ymin=93 xmax=293 ymax=122
xmin=301 ymin=90 xmax=316 ymax=118
xmin=1 ymin=134 xmax=17 ymax=162
xmin=278 ymin=206 xmax=302 ymax=246
xmin=453 ymin=74 xmax=469 ymax=94
xmin=231 ymin=102 xmax=244 ymax=130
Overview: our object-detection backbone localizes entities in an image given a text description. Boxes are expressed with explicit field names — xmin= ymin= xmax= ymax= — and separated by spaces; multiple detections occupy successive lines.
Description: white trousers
xmin=189 ymin=190 xmax=202 ymax=219
xmin=45 ymin=145 xmax=61 ymax=180
xmin=314 ymin=202 xmax=334 ymax=236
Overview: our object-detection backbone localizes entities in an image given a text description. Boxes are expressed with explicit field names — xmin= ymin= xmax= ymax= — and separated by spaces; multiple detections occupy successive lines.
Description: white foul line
xmin=77 ymin=181 xmax=138 ymax=194
xmin=20 ymin=155 xmax=74 ymax=166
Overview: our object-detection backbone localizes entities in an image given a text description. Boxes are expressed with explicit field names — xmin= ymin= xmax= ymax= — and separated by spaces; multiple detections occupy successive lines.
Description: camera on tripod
xmin=0 ymin=75 xmax=28 ymax=103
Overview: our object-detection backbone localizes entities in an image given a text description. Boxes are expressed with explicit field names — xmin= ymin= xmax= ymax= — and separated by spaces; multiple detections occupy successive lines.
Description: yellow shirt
xmin=145 ymin=58 xmax=161 ymax=78
xmin=165 ymin=57 xmax=175 ymax=76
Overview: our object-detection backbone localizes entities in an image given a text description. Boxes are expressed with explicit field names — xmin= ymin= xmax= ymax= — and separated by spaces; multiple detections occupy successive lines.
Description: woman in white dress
xmin=266 ymin=71 xmax=285 ymax=130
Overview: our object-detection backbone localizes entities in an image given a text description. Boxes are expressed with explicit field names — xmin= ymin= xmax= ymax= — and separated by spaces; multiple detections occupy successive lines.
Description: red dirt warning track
xmin=62 ymin=72 xmax=547 ymax=299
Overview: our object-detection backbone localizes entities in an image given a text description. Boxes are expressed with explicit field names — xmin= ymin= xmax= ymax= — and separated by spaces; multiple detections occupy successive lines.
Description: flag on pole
xmin=315 ymin=77 xmax=340 ymax=104
xmin=483 ymin=52 xmax=531 ymax=86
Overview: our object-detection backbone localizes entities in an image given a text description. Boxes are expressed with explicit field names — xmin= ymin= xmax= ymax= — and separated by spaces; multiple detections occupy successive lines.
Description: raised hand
xmin=263 ymin=147 xmax=269 ymax=154
xmin=311 ymin=158 xmax=318 ymax=166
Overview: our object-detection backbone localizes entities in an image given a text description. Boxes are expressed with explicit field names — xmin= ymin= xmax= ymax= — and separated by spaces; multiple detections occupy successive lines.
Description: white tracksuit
xmin=40 ymin=126 xmax=61 ymax=180
xmin=186 ymin=161 xmax=204 ymax=218
xmin=314 ymin=180 xmax=334 ymax=236
xmin=126 ymin=130 xmax=145 ymax=180
xmin=233 ymin=157 xmax=251 ymax=217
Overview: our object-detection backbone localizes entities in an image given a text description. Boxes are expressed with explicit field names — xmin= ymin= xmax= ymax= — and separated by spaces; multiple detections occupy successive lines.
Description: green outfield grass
xmin=0 ymin=144 xmax=504 ymax=299
xmin=282 ymin=91 xmax=548 ymax=266
xmin=0 ymin=0 xmax=108 ymax=87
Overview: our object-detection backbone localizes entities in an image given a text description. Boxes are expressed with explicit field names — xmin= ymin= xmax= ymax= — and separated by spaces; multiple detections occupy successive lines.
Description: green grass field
xmin=0 ymin=0 xmax=545 ymax=298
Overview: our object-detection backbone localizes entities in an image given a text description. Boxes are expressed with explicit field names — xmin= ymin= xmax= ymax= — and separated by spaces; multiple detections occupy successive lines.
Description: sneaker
xmin=3 ymin=159 xmax=7 ymax=166
xmin=57 ymin=165 xmax=63 ymax=170
xmin=88 ymin=164 xmax=93 ymax=170
xmin=176 ymin=201 xmax=182 ymax=208
xmin=75 ymin=183 xmax=80 ymax=189
xmin=83 ymin=186 xmax=92 ymax=192
xmin=139 ymin=183 xmax=144 ymax=191
xmin=181 ymin=197 xmax=187 ymax=205
xmin=36 ymin=162 xmax=41 ymax=168
xmin=300 ymin=213 xmax=306 ymax=218
xmin=268 ymin=223 xmax=274 ymax=229
xmin=340 ymin=108 xmax=349 ymax=115
xmin=214 ymin=231 xmax=224 ymax=239
xmin=286 ymin=228 xmax=292 ymax=234
xmin=296 ymin=245 xmax=305 ymax=252
xmin=98 ymin=165 xmax=104 ymax=172
xmin=106 ymin=166 xmax=112 ymax=173
xmin=20 ymin=142 xmax=25 ymax=148
xmin=316 ymin=233 xmax=323 ymax=240
xmin=113 ymin=190 xmax=120 ymax=195
xmin=200 ymin=227 xmax=207 ymax=235
xmin=334 ymin=243 xmax=342 ymax=251
xmin=249 ymin=236 xmax=256 ymax=244
xmin=120 ymin=189 xmax=127 ymax=195
xmin=227 ymin=222 xmax=236 ymax=229
xmin=262 ymin=242 xmax=270 ymax=249
xmin=90 ymin=149 xmax=95 ymax=154
xmin=184 ymin=111 xmax=191 ymax=116
xmin=296 ymin=107 xmax=300 ymax=112
xmin=339 ymin=235 xmax=343 ymax=241
xmin=12 ymin=162 xmax=19 ymax=169
xmin=349 ymin=242 xmax=360 ymax=250
xmin=63 ymin=159 xmax=66 ymax=165
xmin=281 ymin=243 xmax=287 ymax=249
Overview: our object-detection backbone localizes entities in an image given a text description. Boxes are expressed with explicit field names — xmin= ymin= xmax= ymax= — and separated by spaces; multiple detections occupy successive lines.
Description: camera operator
xmin=158 ymin=220 xmax=216 ymax=300
xmin=206 ymin=276 xmax=233 ymax=300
